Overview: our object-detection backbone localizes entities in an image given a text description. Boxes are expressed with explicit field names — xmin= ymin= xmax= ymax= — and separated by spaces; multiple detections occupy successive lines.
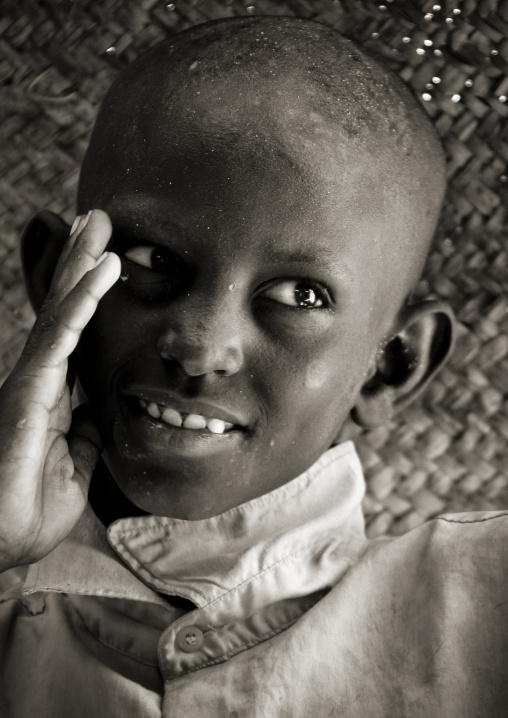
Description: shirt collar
xmin=22 ymin=441 xmax=366 ymax=617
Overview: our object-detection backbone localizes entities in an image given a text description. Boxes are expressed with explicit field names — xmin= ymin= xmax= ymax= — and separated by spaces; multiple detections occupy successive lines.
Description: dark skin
xmin=25 ymin=77 xmax=452 ymax=521
xmin=0 ymin=20 xmax=454 ymax=571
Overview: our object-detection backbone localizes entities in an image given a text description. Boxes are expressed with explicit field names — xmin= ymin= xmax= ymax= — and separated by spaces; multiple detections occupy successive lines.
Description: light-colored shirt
xmin=1 ymin=440 xmax=507 ymax=717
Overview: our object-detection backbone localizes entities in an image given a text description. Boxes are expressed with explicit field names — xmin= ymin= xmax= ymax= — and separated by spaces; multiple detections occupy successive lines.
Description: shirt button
xmin=175 ymin=625 xmax=204 ymax=653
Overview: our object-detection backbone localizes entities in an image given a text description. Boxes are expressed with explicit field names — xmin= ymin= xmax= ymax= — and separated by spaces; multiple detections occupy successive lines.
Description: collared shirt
xmin=1 ymin=441 xmax=507 ymax=717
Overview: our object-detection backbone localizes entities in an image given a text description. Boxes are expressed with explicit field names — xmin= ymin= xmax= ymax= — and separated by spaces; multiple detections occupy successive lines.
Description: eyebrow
xmin=107 ymin=195 xmax=350 ymax=278
xmin=107 ymin=199 xmax=184 ymax=236
xmin=264 ymin=247 xmax=351 ymax=280
xmin=265 ymin=247 xmax=333 ymax=265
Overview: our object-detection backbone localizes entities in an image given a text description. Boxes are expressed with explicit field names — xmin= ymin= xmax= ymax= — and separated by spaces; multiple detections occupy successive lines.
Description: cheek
xmin=303 ymin=359 xmax=332 ymax=391
xmin=283 ymin=337 xmax=373 ymax=420
xmin=260 ymin=342 xmax=350 ymax=422
xmin=76 ymin=293 xmax=148 ymax=390
xmin=299 ymin=357 xmax=355 ymax=418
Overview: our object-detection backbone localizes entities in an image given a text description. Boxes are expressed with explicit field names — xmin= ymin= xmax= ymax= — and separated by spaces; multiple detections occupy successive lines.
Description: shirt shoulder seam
xmin=437 ymin=512 xmax=508 ymax=525
xmin=0 ymin=593 xmax=43 ymax=616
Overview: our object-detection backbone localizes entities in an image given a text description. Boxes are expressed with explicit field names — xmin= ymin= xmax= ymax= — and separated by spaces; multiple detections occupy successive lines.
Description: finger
xmin=37 ymin=213 xmax=91 ymax=314
xmin=48 ymin=212 xmax=92 ymax=288
xmin=68 ymin=211 xmax=92 ymax=250
xmin=47 ymin=210 xmax=113 ymax=306
xmin=27 ymin=252 xmax=121 ymax=369
xmin=59 ymin=211 xmax=92 ymax=263
xmin=67 ymin=403 xmax=103 ymax=494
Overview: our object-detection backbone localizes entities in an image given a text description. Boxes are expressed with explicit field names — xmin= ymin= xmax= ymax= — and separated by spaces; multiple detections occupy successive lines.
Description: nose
xmin=156 ymin=295 xmax=244 ymax=377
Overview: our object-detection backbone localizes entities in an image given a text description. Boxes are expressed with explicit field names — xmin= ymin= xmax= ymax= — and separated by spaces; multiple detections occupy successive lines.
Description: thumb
xmin=67 ymin=403 xmax=103 ymax=495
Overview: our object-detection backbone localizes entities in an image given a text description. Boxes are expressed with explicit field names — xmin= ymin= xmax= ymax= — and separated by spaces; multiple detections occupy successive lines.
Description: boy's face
xmin=75 ymin=72 xmax=411 ymax=519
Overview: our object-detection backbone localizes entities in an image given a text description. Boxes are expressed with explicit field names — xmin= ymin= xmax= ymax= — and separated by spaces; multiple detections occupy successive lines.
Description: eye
xmin=124 ymin=245 xmax=180 ymax=275
xmin=261 ymin=280 xmax=326 ymax=308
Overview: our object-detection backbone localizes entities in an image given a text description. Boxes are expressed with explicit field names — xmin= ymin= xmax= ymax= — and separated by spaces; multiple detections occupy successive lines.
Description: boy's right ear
xmin=21 ymin=210 xmax=71 ymax=312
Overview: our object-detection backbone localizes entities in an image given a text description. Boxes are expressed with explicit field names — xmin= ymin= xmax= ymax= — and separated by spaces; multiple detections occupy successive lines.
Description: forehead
xmin=94 ymin=69 xmax=390 ymax=237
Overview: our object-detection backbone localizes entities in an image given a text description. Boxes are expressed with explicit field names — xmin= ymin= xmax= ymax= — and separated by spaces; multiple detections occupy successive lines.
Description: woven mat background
xmin=1 ymin=0 xmax=507 ymax=537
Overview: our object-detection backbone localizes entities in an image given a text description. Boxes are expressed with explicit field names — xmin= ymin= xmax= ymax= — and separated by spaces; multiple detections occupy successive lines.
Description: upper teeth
xmin=139 ymin=399 xmax=234 ymax=434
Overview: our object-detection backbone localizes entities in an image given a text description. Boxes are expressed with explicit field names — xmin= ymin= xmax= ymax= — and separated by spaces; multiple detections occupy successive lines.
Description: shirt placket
xmin=158 ymin=589 xmax=326 ymax=682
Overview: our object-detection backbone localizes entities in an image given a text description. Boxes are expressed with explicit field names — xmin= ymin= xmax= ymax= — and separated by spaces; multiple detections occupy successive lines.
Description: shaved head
xmin=79 ymin=16 xmax=446 ymax=303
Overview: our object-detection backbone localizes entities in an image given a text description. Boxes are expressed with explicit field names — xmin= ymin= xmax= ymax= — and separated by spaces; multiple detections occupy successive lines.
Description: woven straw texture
xmin=1 ymin=0 xmax=507 ymax=537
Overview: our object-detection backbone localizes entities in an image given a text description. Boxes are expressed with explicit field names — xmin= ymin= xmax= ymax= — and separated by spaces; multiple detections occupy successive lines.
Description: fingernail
xmin=94 ymin=252 xmax=109 ymax=267
xmin=84 ymin=209 xmax=93 ymax=227
xmin=70 ymin=216 xmax=81 ymax=235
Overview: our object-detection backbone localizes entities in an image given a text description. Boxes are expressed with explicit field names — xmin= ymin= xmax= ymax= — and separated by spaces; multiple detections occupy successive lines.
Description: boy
xmin=0 ymin=15 xmax=506 ymax=717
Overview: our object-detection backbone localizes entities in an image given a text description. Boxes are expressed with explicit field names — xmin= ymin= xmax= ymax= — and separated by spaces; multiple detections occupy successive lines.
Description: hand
xmin=0 ymin=210 xmax=120 ymax=572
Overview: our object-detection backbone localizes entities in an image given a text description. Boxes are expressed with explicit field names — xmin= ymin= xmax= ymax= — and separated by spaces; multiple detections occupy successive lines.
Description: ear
xmin=351 ymin=300 xmax=455 ymax=430
xmin=21 ymin=210 xmax=70 ymax=312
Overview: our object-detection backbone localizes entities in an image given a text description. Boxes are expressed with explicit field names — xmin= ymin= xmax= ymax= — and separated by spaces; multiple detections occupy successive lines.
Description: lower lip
xmin=116 ymin=397 xmax=245 ymax=458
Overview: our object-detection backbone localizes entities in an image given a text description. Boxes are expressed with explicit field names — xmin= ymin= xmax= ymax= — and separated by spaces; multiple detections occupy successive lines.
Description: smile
xmin=139 ymin=399 xmax=235 ymax=434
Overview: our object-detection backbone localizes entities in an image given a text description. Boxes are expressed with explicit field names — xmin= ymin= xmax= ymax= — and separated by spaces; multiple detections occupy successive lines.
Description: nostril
xmin=158 ymin=333 xmax=242 ymax=377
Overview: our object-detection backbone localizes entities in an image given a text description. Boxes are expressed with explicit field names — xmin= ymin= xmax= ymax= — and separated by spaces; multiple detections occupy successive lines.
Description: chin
xmin=111 ymin=469 xmax=231 ymax=520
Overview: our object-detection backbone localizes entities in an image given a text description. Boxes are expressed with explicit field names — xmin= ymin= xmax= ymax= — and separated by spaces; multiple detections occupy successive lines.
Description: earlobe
xmin=352 ymin=300 xmax=455 ymax=430
xmin=21 ymin=210 xmax=70 ymax=312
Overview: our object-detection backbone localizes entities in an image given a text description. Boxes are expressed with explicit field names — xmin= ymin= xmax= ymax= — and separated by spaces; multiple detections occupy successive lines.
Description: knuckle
xmin=57 ymin=318 xmax=80 ymax=337
xmin=39 ymin=294 xmax=55 ymax=314
xmin=37 ymin=312 xmax=58 ymax=330
xmin=71 ymin=242 xmax=98 ymax=265
xmin=79 ymin=283 xmax=100 ymax=302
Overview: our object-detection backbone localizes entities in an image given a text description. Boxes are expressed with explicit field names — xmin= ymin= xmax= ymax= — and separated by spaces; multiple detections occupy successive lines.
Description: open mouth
xmin=138 ymin=398 xmax=237 ymax=435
